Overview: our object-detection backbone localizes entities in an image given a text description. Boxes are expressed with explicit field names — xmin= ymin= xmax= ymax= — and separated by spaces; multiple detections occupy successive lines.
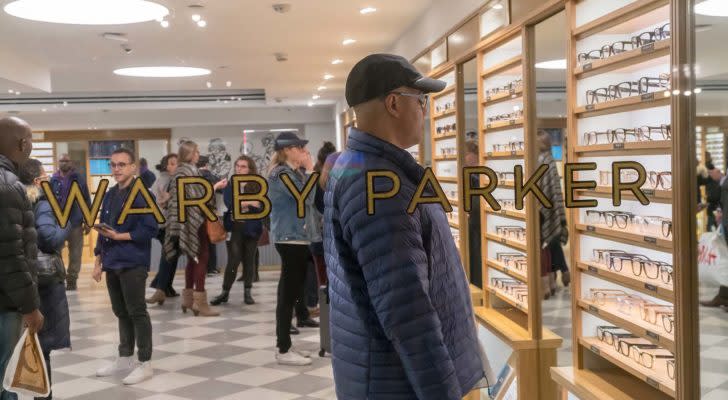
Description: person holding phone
xmin=92 ymin=148 xmax=159 ymax=385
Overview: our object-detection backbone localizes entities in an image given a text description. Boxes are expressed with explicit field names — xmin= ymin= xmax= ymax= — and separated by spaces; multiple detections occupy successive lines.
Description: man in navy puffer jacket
xmin=324 ymin=54 xmax=487 ymax=399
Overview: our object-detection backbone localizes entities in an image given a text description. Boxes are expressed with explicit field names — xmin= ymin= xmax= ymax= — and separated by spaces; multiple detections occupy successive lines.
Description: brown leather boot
xmin=562 ymin=270 xmax=571 ymax=287
xmin=192 ymin=291 xmax=220 ymax=317
xmin=549 ymin=273 xmax=557 ymax=296
xmin=542 ymin=276 xmax=551 ymax=300
xmin=181 ymin=289 xmax=194 ymax=313
xmin=145 ymin=289 xmax=166 ymax=306
xmin=700 ymin=286 xmax=728 ymax=308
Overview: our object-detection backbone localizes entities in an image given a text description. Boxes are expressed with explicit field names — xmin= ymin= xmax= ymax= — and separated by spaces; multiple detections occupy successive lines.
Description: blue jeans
xmin=0 ymin=312 xmax=22 ymax=400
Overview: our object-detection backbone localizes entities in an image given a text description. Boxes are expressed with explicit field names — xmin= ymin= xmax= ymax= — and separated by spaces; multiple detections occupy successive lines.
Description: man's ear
xmin=383 ymin=94 xmax=400 ymax=118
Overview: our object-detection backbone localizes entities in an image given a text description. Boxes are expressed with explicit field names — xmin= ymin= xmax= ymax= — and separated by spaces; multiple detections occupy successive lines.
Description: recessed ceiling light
xmin=492 ymin=3 xmax=504 ymax=10
xmin=114 ymin=66 xmax=211 ymax=77
xmin=696 ymin=0 xmax=728 ymax=17
xmin=4 ymin=0 xmax=169 ymax=25
xmin=160 ymin=19 xmax=169 ymax=28
xmin=41 ymin=108 xmax=46 ymax=112
xmin=323 ymin=74 xmax=334 ymax=80
xmin=535 ymin=59 xmax=567 ymax=69
xmin=684 ymin=90 xmax=692 ymax=96
xmin=312 ymin=94 xmax=320 ymax=100
xmin=331 ymin=59 xmax=343 ymax=65
xmin=63 ymin=101 xmax=68 ymax=106
xmin=672 ymin=89 xmax=680 ymax=95
xmin=206 ymin=81 xmax=212 ymax=88
xmin=270 ymin=128 xmax=299 ymax=132
xmin=7 ymin=89 xmax=12 ymax=93
xmin=191 ymin=14 xmax=201 ymax=22
xmin=15 ymin=91 xmax=20 ymax=95
xmin=694 ymin=87 xmax=703 ymax=94
xmin=226 ymin=81 xmax=232 ymax=87
xmin=360 ymin=7 xmax=377 ymax=14
xmin=224 ymin=100 xmax=229 ymax=104
xmin=317 ymin=86 xmax=327 ymax=91
xmin=308 ymin=101 xmax=314 ymax=107
xmin=342 ymin=38 xmax=356 ymax=45
xmin=197 ymin=20 xmax=207 ymax=28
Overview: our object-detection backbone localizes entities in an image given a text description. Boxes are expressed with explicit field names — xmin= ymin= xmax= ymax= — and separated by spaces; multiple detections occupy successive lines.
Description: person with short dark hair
xmin=19 ymin=158 xmax=71 ymax=400
xmin=196 ymin=155 xmax=223 ymax=276
xmin=138 ymin=158 xmax=156 ymax=189
xmin=0 ymin=117 xmax=44 ymax=400
xmin=92 ymin=148 xmax=159 ymax=385
xmin=50 ymin=153 xmax=91 ymax=291
xmin=325 ymin=55 xmax=489 ymax=399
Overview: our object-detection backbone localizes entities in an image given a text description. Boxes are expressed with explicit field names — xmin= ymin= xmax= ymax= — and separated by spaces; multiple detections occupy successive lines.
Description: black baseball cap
xmin=274 ymin=132 xmax=309 ymax=150
xmin=345 ymin=54 xmax=447 ymax=107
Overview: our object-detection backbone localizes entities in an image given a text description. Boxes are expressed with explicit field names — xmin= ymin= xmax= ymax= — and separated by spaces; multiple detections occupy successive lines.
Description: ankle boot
xmin=192 ymin=291 xmax=220 ymax=317
xmin=542 ymin=276 xmax=551 ymax=300
xmin=145 ymin=289 xmax=166 ymax=306
xmin=181 ymin=289 xmax=194 ymax=313
xmin=562 ymin=270 xmax=571 ymax=287
xmin=210 ymin=290 xmax=230 ymax=306
xmin=549 ymin=272 xmax=557 ymax=296
xmin=244 ymin=288 xmax=255 ymax=305
xmin=700 ymin=286 xmax=728 ymax=307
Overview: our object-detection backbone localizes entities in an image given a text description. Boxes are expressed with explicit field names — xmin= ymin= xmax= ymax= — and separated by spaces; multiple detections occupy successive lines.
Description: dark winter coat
xmin=0 ymin=155 xmax=39 ymax=314
xmin=324 ymin=128 xmax=485 ymax=400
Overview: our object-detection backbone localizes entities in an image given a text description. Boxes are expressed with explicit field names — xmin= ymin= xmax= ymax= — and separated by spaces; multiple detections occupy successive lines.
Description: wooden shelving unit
xmin=554 ymin=1 xmax=697 ymax=399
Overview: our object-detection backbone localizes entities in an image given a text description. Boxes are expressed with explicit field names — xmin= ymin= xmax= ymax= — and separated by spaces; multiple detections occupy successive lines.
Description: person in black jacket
xmin=138 ymin=158 xmax=157 ymax=189
xmin=211 ymin=156 xmax=263 ymax=306
xmin=197 ymin=155 xmax=222 ymax=276
xmin=19 ymin=159 xmax=71 ymax=400
xmin=0 ymin=117 xmax=44 ymax=400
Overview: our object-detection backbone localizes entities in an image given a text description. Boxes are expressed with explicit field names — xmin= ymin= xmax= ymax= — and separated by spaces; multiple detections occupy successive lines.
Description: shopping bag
xmin=2 ymin=328 xmax=50 ymax=398
xmin=698 ymin=227 xmax=728 ymax=287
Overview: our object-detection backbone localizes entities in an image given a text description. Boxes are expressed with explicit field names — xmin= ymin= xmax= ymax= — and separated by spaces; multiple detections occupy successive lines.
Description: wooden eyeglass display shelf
xmin=551 ymin=0 xmax=697 ymax=399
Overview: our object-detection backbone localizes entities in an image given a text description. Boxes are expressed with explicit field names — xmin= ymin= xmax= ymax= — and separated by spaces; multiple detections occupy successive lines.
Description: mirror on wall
xmin=532 ymin=10 xmax=571 ymax=367
xmin=462 ymin=57 xmax=481 ymax=288
xmin=695 ymin=5 xmax=728 ymax=399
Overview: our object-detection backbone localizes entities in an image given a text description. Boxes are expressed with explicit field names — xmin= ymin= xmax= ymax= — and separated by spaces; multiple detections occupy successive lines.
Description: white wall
xmin=388 ymin=0 xmax=485 ymax=61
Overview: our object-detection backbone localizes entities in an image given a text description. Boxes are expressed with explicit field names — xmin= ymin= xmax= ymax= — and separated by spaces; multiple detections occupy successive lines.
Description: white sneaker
xmin=96 ymin=356 xmax=135 ymax=377
xmin=276 ymin=350 xmax=312 ymax=366
xmin=122 ymin=361 xmax=153 ymax=385
xmin=291 ymin=346 xmax=312 ymax=358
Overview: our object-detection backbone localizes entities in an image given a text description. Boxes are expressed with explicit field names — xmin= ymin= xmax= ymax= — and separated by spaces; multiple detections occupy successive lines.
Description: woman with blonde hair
xmin=164 ymin=140 xmax=227 ymax=316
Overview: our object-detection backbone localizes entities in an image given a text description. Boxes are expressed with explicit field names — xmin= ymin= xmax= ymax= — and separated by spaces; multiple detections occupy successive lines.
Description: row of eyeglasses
xmin=578 ymin=23 xmax=670 ymax=65
xmin=585 ymin=74 xmax=670 ymax=105
xmin=490 ymin=278 xmax=528 ymax=303
xmin=495 ymin=225 xmax=526 ymax=242
xmin=598 ymin=170 xmax=672 ymax=191
xmin=485 ymin=79 xmax=523 ymax=99
xmin=596 ymin=326 xmax=675 ymax=379
xmin=582 ymin=124 xmax=671 ymax=145
xmin=584 ymin=210 xmax=672 ymax=238
xmin=592 ymin=249 xmax=673 ymax=285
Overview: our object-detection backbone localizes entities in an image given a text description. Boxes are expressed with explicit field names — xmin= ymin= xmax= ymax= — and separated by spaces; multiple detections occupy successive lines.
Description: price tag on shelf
xmin=501 ymin=237 xmax=507 ymax=244
xmin=645 ymin=283 xmax=658 ymax=292
xmin=644 ymin=236 xmax=658 ymax=245
xmin=646 ymin=330 xmax=659 ymax=340
xmin=641 ymin=42 xmax=655 ymax=54
xmin=500 ymin=210 xmax=508 ymax=216
xmin=588 ymin=305 xmax=599 ymax=314
xmin=586 ymin=225 xmax=596 ymax=232
xmin=509 ymin=88 xmax=516 ymax=95
xmin=509 ymin=119 xmax=516 ymax=125
xmin=583 ymin=63 xmax=593 ymax=71
xmin=487 ymin=123 xmax=492 ymax=129
xmin=510 ymin=150 xmax=517 ymax=156
xmin=590 ymin=345 xmax=600 ymax=355
xmin=613 ymin=142 xmax=625 ymax=150
xmin=641 ymin=93 xmax=655 ymax=102
xmin=588 ymin=266 xmax=599 ymax=274
xmin=487 ymin=152 xmax=493 ymax=156
xmin=643 ymin=188 xmax=655 ymax=196
xmin=646 ymin=377 xmax=660 ymax=389
xmin=585 ymin=104 xmax=595 ymax=111
xmin=486 ymin=96 xmax=492 ymax=101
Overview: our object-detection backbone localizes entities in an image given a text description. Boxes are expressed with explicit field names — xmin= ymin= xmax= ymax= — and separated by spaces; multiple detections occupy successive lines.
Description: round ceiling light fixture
xmin=114 ymin=66 xmax=211 ymax=78
xmin=696 ymin=0 xmax=728 ymax=17
xmin=535 ymin=59 xmax=567 ymax=69
xmin=4 ymin=0 xmax=169 ymax=25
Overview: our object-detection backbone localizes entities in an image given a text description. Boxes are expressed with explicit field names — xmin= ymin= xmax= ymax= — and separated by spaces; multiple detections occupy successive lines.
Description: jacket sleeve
xmin=79 ymin=174 xmax=92 ymax=211
xmin=36 ymin=201 xmax=71 ymax=252
xmin=339 ymin=176 xmax=462 ymax=400
xmin=127 ymin=194 xmax=159 ymax=243
xmin=0 ymin=182 xmax=39 ymax=314
xmin=223 ymin=184 xmax=233 ymax=210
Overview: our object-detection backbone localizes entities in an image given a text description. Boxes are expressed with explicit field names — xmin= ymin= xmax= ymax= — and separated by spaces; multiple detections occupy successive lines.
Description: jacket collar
xmin=0 ymin=154 xmax=17 ymax=173
xmin=346 ymin=128 xmax=424 ymax=185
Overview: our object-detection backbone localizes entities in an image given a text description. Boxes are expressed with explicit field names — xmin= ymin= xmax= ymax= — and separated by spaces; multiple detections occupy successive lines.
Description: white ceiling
xmin=0 ymin=0 xmax=433 ymax=106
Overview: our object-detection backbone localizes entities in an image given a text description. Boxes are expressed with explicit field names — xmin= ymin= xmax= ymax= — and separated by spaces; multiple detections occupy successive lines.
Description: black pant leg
xmin=119 ymin=268 xmax=153 ymax=362
xmin=106 ymin=270 xmax=134 ymax=358
xmin=275 ymin=244 xmax=309 ymax=352
xmin=222 ymin=229 xmax=244 ymax=291
xmin=241 ymin=238 xmax=258 ymax=289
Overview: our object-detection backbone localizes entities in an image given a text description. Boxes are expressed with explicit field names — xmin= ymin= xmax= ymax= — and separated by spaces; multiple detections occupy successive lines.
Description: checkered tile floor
xmin=49 ymin=269 xmax=334 ymax=400
xmin=542 ymin=283 xmax=728 ymax=399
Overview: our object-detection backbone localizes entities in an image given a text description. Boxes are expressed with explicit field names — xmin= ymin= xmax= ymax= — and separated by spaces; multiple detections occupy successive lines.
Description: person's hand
xmin=22 ymin=309 xmax=44 ymax=335
xmin=82 ymin=223 xmax=92 ymax=235
xmin=96 ymin=226 xmax=119 ymax=240
xmin=302 ymin=152 xmax=314 ymax=173
xmin=214 ymin=179 xmax=229 ymax=191
xmin=716 ymin=209 xmax=723 ymax=222
xmin=92 ymin=256 xmax=103 ymax=283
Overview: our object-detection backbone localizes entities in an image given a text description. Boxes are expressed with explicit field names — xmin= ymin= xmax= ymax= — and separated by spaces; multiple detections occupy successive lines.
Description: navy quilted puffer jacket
xmin=324 ymin=129 xmax=485 ymax=400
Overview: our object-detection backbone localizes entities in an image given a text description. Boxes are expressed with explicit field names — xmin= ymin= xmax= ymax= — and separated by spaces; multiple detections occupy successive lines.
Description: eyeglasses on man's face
xmin=390 ymin=91 xmax=428 ymax=110
xmin=109 ymin=162 xmax=131 ymax=170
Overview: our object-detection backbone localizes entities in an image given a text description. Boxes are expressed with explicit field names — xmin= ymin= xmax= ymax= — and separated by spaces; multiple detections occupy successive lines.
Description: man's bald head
xmin=0 ymin=117 xmax=33 ymax=166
